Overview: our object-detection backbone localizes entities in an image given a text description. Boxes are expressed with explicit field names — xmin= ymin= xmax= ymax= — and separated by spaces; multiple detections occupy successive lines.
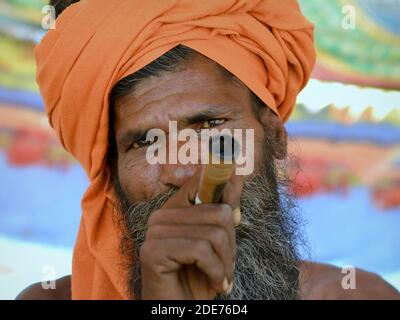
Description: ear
xmin=258 ymin=107 xmax=288 ymax=160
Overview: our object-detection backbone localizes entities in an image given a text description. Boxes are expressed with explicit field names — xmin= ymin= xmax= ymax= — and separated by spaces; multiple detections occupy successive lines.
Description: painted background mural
xmin=0 ymin=0 xmax=399 ymax=298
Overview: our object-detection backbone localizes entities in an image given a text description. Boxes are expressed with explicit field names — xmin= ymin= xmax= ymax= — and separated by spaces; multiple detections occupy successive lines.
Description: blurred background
xmin=0 ymin=0 xmax=399 ymax=299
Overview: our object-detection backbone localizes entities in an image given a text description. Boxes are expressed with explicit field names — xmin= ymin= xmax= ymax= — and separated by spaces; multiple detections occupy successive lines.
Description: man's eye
xmin=130 ymin=136 xmax=158 ymax=150
xmin=200 ymin=119 xmax=226 ymax=129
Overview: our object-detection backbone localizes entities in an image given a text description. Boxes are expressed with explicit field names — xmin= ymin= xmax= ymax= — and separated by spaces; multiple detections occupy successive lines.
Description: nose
xmin=159 ymin=163 xmax=200 ymax=189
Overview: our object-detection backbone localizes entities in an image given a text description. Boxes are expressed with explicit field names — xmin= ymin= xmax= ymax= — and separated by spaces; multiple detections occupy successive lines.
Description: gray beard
xmin=115 ymin=159 xmax=302 ymax=300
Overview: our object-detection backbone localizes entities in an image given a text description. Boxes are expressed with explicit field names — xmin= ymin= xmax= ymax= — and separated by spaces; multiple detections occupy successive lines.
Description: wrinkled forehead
xmin=112 ymin=53 xmax=251 ymax=129
xmin=115 ymin=53 xmax=244 ymax=108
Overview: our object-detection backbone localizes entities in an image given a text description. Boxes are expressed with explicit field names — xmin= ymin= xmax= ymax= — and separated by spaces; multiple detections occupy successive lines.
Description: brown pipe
xmin=187 ymin=134 xmax=239 ymax=299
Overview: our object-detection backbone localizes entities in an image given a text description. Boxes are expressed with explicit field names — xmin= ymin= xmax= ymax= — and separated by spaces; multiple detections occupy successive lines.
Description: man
xmin=18 ymin=0 xmax=399 ymax=300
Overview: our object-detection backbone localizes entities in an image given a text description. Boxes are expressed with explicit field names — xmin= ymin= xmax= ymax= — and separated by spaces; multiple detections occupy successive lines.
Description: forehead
xmin=113 ymin=54 xmax=251 ymax=133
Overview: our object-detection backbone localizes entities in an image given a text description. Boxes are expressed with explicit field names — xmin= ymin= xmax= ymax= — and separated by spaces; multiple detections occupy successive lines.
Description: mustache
xmin=117 ymin=186 xmax=178 ymax=298
xmin=122 ymin=187 xmax=178 ymax=245
xmin=122 ymin=174 xmax=276 ymax=246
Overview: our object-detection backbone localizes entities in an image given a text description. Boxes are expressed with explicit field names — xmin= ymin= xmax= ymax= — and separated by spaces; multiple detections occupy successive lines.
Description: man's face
xmin=111 ymin=53 xmax=301 ymax=299
xmin=113 ymin=54 xmax=267 ymax=202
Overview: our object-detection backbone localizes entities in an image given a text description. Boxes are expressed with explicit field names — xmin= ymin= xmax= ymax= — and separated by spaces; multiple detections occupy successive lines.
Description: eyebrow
xmin=184 ymin=106 xmax=233 ymax=125
xmin=117 ymin=104 xmax=238 ymax=148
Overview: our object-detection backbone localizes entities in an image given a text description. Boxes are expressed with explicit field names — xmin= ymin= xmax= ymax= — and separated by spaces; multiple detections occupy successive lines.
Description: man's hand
xmin=140 ymin=170 xmax=243 ymax=300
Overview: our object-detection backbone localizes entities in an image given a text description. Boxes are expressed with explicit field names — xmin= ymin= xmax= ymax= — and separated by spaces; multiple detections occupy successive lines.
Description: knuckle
xmin=146 ymin=224 xmax=163 ymax=239
xmin=194 ymin=239 xmax=211 ymax=257
xmin=216 ymin=204 xmax=233 ymax=226
xmin=221 ymin=203 xmax=233 ymax=214
xmin=211 ymin=228 xmax=228 ymax=248
xmin=139 ymin=241 xmax=155 ymax=265
xmin=147 ymin=209 xmax=163 ymax=226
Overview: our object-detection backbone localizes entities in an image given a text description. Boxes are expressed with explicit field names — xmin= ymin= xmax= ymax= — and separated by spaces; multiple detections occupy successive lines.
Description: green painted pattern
xmin=0 ymin=35 xmax=38 ymax=92
xmin=0 ymin=0 xmax=47 ymax=25
xmin=1 ymin=0 xmax=399 ymax=92
xmin=299 ymin=0 xmax=400 ymax=80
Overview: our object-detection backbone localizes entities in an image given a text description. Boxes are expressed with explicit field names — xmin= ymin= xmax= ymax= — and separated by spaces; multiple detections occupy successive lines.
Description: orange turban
xmin=35 ymin=0 xmax=315 ymax=299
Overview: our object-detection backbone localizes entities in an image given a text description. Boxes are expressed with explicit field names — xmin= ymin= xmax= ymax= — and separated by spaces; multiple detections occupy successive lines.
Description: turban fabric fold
xmin=35 ymin=0 xmax=315 ymax=299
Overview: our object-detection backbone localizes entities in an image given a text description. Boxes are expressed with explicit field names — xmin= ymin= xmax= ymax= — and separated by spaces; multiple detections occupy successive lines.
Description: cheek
xmin=117 ymin=156 xmax=161 ymax=202
xmin=254 ymin=126 xmax=268 ymax=162
xmin=240 ymin=116 xmax=268 ymax=176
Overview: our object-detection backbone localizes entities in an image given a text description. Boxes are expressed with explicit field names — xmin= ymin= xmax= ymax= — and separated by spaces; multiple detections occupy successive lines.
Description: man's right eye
xmin=128 ymin=135 xmax=158 ymax=150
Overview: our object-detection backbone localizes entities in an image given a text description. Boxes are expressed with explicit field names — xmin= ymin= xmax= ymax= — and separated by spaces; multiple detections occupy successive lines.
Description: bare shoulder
xmin=299 ymin=261 xmax=400 ymax=300
xmin=16 ymin=275 xmax=71 ymax=300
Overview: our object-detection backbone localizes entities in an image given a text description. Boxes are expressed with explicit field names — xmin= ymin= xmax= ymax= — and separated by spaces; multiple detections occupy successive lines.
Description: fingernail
xmin=222 ymin=277 xmax=229 ymax=292
xmin=233 ymin=207 xmax=241 ymax=227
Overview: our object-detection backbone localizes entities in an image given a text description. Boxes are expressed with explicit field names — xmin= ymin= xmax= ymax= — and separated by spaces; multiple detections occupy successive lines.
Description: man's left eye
xmin=200 ymin=119 xmax=225 ymax=129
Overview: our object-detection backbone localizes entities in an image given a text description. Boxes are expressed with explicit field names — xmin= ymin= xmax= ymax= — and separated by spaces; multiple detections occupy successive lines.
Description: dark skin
xmin=17 ymin=55 xmax=400 ymax=300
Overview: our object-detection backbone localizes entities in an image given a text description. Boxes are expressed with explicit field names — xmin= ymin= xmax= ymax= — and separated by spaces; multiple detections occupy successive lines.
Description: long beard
xmin=114 ymin=150 xmax=302 ymax=300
